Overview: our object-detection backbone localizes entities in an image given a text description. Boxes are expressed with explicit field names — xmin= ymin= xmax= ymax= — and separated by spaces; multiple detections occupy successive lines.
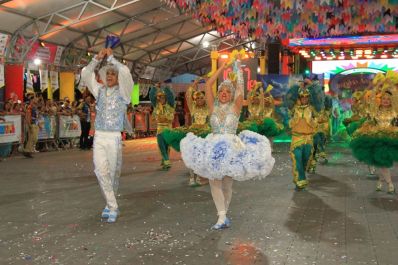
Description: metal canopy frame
xmin=1 ymin=0 xmax=259 ymax=79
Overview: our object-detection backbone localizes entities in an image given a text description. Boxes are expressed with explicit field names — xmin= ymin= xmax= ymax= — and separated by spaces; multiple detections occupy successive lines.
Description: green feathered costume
xmin=350 ymin=131 xmax=398 ymax=168
xmin=162 ymin=127 xmax=211 ymax=152
xmin=346 ymin=118 xmax=366 ymax=136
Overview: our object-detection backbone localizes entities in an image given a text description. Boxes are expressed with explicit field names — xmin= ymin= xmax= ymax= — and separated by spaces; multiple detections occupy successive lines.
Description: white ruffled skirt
xmin=180 ymin=130 xmax=275 ymax=181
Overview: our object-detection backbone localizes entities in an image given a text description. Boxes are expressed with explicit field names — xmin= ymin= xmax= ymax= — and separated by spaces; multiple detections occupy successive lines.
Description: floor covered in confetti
xmin=1 ymin=138 xmax=398 ymax=265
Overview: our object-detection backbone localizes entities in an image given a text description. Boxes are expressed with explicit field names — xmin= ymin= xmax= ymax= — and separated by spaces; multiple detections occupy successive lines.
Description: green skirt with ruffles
xmin=163 ymin=118 xmax=283 ymax=152
xmin=346 ymin=118 xmax=366 ymax=136
xmin=162 ymin=126 xmax=211 ymax=152
xmin=239 ymin=117 xmax=284 ymax=138
xmin=350 ymin=131 xmax=398 ymax=168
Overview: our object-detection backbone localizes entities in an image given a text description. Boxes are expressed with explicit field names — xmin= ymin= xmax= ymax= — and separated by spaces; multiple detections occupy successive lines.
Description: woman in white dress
xmin=180 ymin=57 xmax=275 ymax=230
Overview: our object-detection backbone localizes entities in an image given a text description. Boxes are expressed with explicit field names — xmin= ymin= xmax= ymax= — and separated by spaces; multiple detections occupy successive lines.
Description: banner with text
xmin=40 ymin=69 xmax=48 ymax=92
xmin=50 ymin=71 xmax=59 ymax=91
xmin=0 ymin=63 xmax=4 ymax=87
xmin=0 ymin=115 xmax=22 ymax=143
xmin=38 ymin=115 xmax=56 ymax=140
xmin=58 ymin=115 xmax=81 ymax=138
xmin=0 ymin=33 xmax=10 ymax=57
xmin=24 ymin=40 xmax=64 ymax=65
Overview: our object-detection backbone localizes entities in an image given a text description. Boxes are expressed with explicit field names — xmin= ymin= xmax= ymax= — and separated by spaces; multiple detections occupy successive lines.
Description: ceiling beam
xmin=132 ymin=26 xmax=209 ymax=60
xmin=33 ymin=0 xmax=142 ymax=38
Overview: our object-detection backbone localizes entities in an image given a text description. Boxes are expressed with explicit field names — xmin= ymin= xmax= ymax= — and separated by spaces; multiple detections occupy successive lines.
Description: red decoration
xmin=5 ymin=64 xmax=23 ymax=101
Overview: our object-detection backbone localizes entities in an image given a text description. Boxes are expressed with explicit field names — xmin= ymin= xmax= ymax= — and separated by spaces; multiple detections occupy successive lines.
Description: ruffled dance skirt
xmin=350 ymin=128 xmax=398 ymax=168
xmin=180 ymin=130 xmax=275 ymax=181
xmin=163 ymin=118 xmax=283 ymax=152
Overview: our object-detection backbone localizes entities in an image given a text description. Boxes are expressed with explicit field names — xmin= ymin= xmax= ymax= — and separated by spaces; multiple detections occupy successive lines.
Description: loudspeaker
xmin=267 ymin=43 xmax=280 ymax=74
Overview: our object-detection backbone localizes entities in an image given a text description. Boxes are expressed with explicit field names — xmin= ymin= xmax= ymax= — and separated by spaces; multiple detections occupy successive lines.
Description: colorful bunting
xmin=163 ymin=0 xmax=398 ymax=41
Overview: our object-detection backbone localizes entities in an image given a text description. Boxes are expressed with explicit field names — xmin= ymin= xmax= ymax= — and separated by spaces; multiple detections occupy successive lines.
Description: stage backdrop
xmin=218 ymin=58 xmax=257 ymax=98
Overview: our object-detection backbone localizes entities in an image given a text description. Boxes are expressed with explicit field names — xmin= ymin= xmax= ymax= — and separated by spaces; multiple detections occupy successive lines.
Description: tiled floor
xmin=0 ymin=139 xmax=397 ymax=265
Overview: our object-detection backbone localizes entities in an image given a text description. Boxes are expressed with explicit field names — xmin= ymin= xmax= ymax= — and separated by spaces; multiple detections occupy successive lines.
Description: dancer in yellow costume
xmin=351 ymin=72 xmax=398 ymax=193
xmin=247 ymin=82 xmax=265 ymax=120
xmin=286 ymin=82 xmax=323 ymax=190
xmin=343 ymin=91 xmax=366 ymax=130
xmin=149 ymin=82 xmax=176 ymax=170
xmin=263 ymin=87 xmax=277 ymax=119
xmin=309 ymin=94 xmax=331 ymax=173
xmin=245 ymin=82 xmax=282 ymax=139
xmin=162 ymin=78 xmax=211 ymax=185
xmin=186 ymin=79 xmax=210 ymax=186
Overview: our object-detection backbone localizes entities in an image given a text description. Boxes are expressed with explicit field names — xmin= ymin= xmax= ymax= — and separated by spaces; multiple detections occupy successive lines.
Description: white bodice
xmin=210 ymin=103 xmax=239 ymax=134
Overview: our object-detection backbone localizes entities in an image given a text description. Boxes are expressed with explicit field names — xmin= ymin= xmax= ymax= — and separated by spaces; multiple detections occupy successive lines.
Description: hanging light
xmin=340 ymin=48 xmax=344 ymax=55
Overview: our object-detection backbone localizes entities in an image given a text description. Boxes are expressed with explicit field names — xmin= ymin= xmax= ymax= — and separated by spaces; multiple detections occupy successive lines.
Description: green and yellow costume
xmin=285 ymin=82 xmax=324 ymax=190
xmin=350 ymin=74 xmax=398 ymax=193
xmin=162 ymin=83 xmax=211 ymax=185
xmin=244 ymin=83 xmax=283 ymax=137
xmin=350 ymin=88 xmax=398 ymax=168
xmin=162 ymin=85 xmax=211 ymax=152
xmin=150 ymin=86 xmax=175 ymax=170
xmin=309 ymin=95 xmax=331 ymax=172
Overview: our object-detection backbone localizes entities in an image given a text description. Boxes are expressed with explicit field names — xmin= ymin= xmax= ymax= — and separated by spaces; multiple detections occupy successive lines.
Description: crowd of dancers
xmin=81 ymin=48 xmax=397 ymax=230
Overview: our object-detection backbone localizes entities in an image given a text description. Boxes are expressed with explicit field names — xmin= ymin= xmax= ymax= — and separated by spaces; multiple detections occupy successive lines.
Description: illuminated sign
xmin=312 ymin=58 xmax=398 ymax=92
xmin=289 ymin=34 xmax=398 ymax=47
xmin=339 ymin=68 xmax=384 ymax=75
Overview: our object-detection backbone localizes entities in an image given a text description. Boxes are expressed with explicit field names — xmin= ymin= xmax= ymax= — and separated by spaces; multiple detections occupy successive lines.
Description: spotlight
xmin=202 ymin=41 xmax=210 ymax=48
xmin=39 ymin=41 xmax=45 ymax=47
xmin=34 ymin=58 xmax=41 ymax=65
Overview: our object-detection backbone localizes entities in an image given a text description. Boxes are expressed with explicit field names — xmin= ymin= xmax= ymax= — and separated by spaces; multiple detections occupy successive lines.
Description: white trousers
xmin=93 ymin=131 xmax=122 ymax=211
